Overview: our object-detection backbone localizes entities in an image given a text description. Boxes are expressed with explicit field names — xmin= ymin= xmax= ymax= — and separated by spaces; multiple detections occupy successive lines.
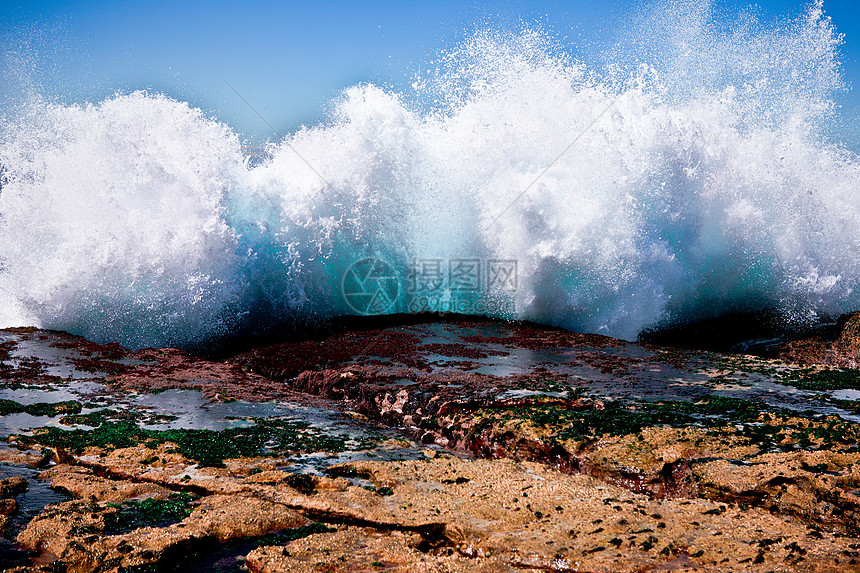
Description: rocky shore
xmin=2 ymin=316 xmax=860 ymax=572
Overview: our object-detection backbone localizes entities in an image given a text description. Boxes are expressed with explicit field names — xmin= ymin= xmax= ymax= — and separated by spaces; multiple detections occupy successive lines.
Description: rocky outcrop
xmin=0 ymin=476 xmax=27 ymax=497
xmin=9 ymin=453 xmax=860 ymax=573
xmin=776 ymin=311 xmax=860 ymax=367
xmin=5 ymin=318 xmax=860 ymax=572
xmin=0 ymin=476 xmax=26 ymax=536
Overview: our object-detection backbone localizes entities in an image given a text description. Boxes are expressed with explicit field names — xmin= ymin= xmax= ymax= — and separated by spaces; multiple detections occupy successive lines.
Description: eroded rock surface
xmin=3 ymin=317 xmax=860 ymax=572
xmin=8 ymin=453 xmax=860 ymax=573
xmin=776 ymin=311 xmax=860 ymax=368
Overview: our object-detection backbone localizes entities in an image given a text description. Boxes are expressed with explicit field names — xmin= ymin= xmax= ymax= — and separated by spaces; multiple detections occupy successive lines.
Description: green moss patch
xmin=489 ymin=396 xmax=763 ymax=442
xmin=59 ymin=408 xmax=178 ymax=427
xmin=253 ymin=522 xmax=335 ymax=547
xmin=104 ymin=492 xmax=197 ymax=535
xmin=460 ymin=395 xmax=860 ymax=454
xmin=778 ymin=368 xmax=860 ymax=391
xmin=19 ymin=418 xmax=382 ymax=468
xmin=0 ymin=400 xmax=182 ymax=429
xmin=733 ymin=413 xmax=860 ymax=452
xmin=0 ymin=399 xmax=82 ymax=417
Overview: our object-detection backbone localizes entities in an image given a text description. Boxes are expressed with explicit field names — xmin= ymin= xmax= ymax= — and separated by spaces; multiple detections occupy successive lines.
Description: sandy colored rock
xmin=695 ymin=449 xmax=860 ymax=535
xmin=16 ymin=499 xmax=111 ymax=560
xmin=57 ymin=523 xmax=214 ymax=573
xmin=776 ymin=311 xmax=860 ymax=367
xmin=240 ymin=454 xmax=860 ymax=572
xmin=390 ymin=457 xmax=855 ymax=568
xmin=185 ymin=494 xmax=309 ymax=542
xmin=16 ymin=493 xmax=308 ymax=572
xmin=0 ymin=447 xmax=45 ymax=467
xmin=41 ymin=464 xmax=174 ymax=502
xmin=17 ymin=447 xmax=860 ymax=573
xmin=72 ymin=444 xmax=249 ymax=495
xmin=246 ymin=526 xmax=518 ymax=573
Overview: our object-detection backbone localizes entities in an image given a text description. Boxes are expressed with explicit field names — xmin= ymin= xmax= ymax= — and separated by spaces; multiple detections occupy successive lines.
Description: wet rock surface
xmin=775 ymin=311 xmax=860 ymax=368
xmin=643 ymin=308 xmax=860 ymax=369
xmin=2 ymin=316 xmax=860 ymax=571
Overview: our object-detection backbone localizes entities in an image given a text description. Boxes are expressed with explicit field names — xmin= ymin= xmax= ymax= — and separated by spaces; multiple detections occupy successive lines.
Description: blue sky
xmin=2 ymin=0 xmax=858 ymax=145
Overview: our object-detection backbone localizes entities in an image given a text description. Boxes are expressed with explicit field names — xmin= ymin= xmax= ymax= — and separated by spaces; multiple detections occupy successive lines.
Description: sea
xmin=0 ymin=0 xmax=858 ymax=350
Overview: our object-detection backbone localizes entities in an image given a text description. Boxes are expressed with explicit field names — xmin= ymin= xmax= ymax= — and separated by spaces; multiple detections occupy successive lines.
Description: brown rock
xmin=0 ymin=475 xmax=27 ymax=497
xmin=185 ymin=494 xmax=309 ymax=542
xmin=0 ymin=498 xmax=18 ymax=514
xmin=776 ymin=311 xmax=860 ymax=367
xmin=41 ymin=464 xmax=173 ymax=502
xmin=0 ymin=447 xmax=45 ymax=467
xmin=111 ymin=346 xmax=309 ymax=402
xmin=246 ymin=526 xmax=516 ymax=573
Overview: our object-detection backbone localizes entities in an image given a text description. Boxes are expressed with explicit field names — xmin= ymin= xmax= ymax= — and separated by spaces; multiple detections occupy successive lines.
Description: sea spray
xmin=0 ymin=93 xmax=246 ymax=347
xmin=1 ymin=0 xmax=858 ymax=348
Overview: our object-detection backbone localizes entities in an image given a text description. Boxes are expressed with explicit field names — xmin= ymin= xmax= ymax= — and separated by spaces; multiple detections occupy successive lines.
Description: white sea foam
xmin=0 ymin=93 xmax=246 ymax=346
xmin=1 ymin=0 xmax=857 ymax=347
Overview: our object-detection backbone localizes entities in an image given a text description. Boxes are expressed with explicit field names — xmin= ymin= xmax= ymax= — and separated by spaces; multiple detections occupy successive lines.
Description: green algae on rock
xmin=777 ymin=366 xmax=860 ymax=391
xmin=0 ymin=399 xmax=82 ymax=417
xmin=4 ymin=319 xmax=860 ymax=573
xmin=14 ymin=417 xmax=384 ymax=468
xmin=104 ymin=492 xmax=198 ymax=534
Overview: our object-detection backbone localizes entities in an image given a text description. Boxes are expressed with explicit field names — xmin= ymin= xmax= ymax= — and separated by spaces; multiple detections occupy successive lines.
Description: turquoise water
xmin=0 ymin=1 xmax=857 ymax=349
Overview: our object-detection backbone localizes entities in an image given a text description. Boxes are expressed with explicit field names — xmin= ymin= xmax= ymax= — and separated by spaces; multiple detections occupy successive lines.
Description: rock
xmin=6 ymin=318 xmax=860 ymax=572
xmin=16 ymin=499 xmax=111 ymax=559
xmin=0 ymin=476 xmax=27 ymax=497
xmin=76 ymin=523 xmax=215 ymax=573
xmin=694 ymin=450 xmax=860 ymax=536
xmin=41 ymin=464 xmax=174 ymax=502
xmin=0 ymin=498 xmax=18 ymax=514
xmin=775 ymin=311 xmax=860 ymax=367
xmin=15 ymin=493 xmax=307 ymax=572
xmin=185 ymin=495 xmax=309 ymax=542
xmin=246 ymin=455 xmax=858 ymax=572
xmin=246 ymin=526 xmax=515 ymax=573
xmin=0 ymin=447 xmax=45 ymax=467
xmin=837 ymin=311 xmax=860 ymax=354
